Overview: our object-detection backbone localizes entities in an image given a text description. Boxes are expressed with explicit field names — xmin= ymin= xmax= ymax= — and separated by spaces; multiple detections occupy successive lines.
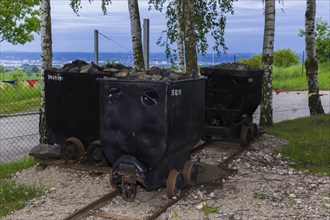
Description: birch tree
xmin=175 ymin=0 xmax=185 ymax=72
xmin=128 ymin=0 xmax=145 ymax=70
xmin=259 ymin=0 xmax=275 ymax=126
xmin=39 ymin=0 xmax=53 ymax=143
xmin=182 ymin=0 xmax=197 ymax=73
xmin=149 ymin=0 xmax=234 ymax=73
xmin=304 ymin=0 xmax=324 ymax=115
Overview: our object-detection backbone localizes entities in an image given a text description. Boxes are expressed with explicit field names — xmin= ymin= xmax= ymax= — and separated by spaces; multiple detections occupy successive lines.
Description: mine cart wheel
xmin=166 ymin=169 xmax=184 ymax=199
xmin=109 ymin=174 xmax=118 ymax=189
xmin=121 ymin=182 xmax=137 ymax=202
xmin=240 ymin=125 xmax=250 ymax=147
xmin=86 ymin=140 xmax=107 ymax=166
xmin=249 ymin=123 xmax=258 ymax=139
xmin=62 ymin=137 xmax=85 ymax=162
xmin=183 ymin=161 xmax=198 ymax=186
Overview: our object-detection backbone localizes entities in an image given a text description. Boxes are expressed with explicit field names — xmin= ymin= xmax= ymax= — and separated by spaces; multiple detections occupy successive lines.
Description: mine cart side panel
xmin=201 ymin=69 xmax=263 ymax=115
xmin=99 ymin=78 xmax=206 ymax=170
xmin=145 ymin=79 xmax=205 ymax=188
xmin=99 ymin=80 xmax=168 ymax=168
xmin=45 ymin=71 xmax=107 ymax=145
xmin=166 ymin=79 xmax=205 ymax=155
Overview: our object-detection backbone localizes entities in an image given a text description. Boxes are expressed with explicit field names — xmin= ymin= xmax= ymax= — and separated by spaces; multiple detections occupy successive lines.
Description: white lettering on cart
xmin=48 ymin=75 xmax=63 ymax=81
xmin=171 ymin=89 xmax=182 ymax=96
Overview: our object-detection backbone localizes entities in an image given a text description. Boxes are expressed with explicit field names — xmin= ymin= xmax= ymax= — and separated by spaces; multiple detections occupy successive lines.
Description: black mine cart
xmin=45 ymin=70 xmax=109 ymax=165
xmin=98 ymin=77 xmax=206 ymax=200
xmin=200 ymin=66 xmax=264 ymax=146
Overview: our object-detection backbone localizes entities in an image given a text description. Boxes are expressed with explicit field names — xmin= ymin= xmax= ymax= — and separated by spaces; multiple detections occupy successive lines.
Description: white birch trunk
xmin=175 ymin=0 xmax=185 ymax=73
xmin=128 ymin=0 xmax=145 ymax=70
xmin=39 ymin=0 xmax=52 ymax=143
xmin=305 ymin=0 xmax=324 ymax=115
xmin=183 ymin=0 xmax=197 ymax=75
xmin=260 ymin=0 xmax=275 ymax=126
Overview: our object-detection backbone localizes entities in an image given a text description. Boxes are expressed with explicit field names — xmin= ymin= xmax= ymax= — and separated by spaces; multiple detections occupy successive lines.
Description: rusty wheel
xmin=240 ymin=125 xmax=250 ymax=147
xmin=61 ymin=137 xmax=85 ymax=162
xmin=109 ymin=173 xmax=118 ymax=189
xmin=121 ymin=182 xmax=137 ymax=202
xmin=183 ymin=161 xmax=198 ymax=186
xmin=166 ymin=169 xmax=184 ymax=199
xmin=249 ymin=123 xmax=258 ymax=138
xmin=87 ymin=140 xmax=107 ymax=166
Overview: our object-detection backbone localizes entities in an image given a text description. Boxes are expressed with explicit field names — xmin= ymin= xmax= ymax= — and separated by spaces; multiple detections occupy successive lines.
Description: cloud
xmin=1 ymin=0 xmax=329 ymax=53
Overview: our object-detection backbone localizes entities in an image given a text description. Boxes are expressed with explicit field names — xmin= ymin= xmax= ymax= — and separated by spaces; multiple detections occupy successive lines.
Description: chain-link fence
xmin=0 ymin=80 xmax=40 ymax=163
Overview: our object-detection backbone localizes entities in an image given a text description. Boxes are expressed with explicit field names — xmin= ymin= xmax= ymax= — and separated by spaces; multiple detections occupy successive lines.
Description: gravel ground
xmin=2 ymin=134 xmax=330 ymax=220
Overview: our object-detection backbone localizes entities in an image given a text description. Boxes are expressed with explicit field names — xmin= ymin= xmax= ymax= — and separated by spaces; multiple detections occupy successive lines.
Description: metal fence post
xmin=302 ymin=51 xmax=305 ymax=75
xmin=143 ymin=19 xmax=150 ymax=70
xmin=94 ymin=30 xmax=99 ymax=65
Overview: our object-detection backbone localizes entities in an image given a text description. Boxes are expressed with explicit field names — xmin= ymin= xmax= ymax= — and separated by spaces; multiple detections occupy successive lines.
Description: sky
xmin=1 ymin=0 xmax=329 ymax=54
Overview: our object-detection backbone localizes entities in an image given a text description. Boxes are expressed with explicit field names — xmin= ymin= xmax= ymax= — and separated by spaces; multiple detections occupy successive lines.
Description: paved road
xmin=0 ymin=91 xmax=329 ymax=163
xmin=0 ymin=113 xmax=39 ymax=163
xmin=253 ymin=90 xmax=330 ymax=123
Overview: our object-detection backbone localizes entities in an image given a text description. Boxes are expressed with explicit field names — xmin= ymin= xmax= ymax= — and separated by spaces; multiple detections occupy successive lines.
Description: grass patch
xmin=0 ymin=180 xmax=44 ymax=217
xmin=0 ymin=157 xmax=44 ymax=217
xmin=202 ymin=203 xmax=219 ymax=216
xmin=0 ymin=157 xmax=36 ymax=179
xmin=273 ymin=62 xmax=330 ymax=90
xmin=0 ymin=97 xmax=40 ymax=114
xmin=266 ymin=114 xmax=330 ymax=174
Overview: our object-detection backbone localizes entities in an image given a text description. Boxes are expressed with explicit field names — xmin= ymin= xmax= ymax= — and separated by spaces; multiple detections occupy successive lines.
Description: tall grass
xmin=0 ymin=157 xmax=36 ymax=179
xmin=273 ymin=62 xmax=330 ymax=90
xmin=266 ymin=114 xmax=330 ymax=174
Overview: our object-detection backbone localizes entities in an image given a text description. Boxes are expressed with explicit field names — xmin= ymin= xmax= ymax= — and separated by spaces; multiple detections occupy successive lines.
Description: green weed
xmin=202 ymin=203 xmax=219 ymax=216
xmin=172 ymin=210 xmax=181 ymax=219
xmin=253 ymin=192 xmax=267 ymax=200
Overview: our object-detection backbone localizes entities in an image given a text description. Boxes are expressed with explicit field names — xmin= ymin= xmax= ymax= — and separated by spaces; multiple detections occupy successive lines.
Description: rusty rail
xmin=64 ymin=190 xmax=120 ymax=220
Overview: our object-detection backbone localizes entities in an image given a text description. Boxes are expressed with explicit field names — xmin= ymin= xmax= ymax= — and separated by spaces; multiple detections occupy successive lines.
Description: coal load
xmin=50 ymin=60 xmax=200 ymax=81
xmin=204 ymin=62 xmax=260 ymax=71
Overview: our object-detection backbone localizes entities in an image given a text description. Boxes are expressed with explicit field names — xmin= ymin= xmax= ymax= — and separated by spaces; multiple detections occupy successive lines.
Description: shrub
xmin=11 ymin=69 xmax=24 ymax=81
xmin=237 ymin=54 xmax=262 ymax=69
xmin=274 ymin=49 xmax=299 ymax=67
xmin=237 ymin=49 xmax=299 ymax=68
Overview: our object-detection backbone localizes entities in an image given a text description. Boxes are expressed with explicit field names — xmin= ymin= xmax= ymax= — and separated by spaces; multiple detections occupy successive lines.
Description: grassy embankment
xmin=1 ymin=70 xmax=40 ymax=114
xmin=0 ymin=157 xmax=44 ymax=217
xmin=0 ymin=83 xmax=40 ymax=114
xmin=273 ymin=62 xmax=330 ymax=90
xmin=267 ymin=114 xmax=330 ymax=174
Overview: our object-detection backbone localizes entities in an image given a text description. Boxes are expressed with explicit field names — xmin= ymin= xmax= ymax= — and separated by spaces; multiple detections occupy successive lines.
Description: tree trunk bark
xmin=39 ymin=0 xmax=52 ymax=143
xmin=183 ymin=0 xmax=197 ymax=75
xmin=305 ymin=0 xmax=324 ymax=115
xmin=128 ymin=0 xmax=145 ymax=70
xmin=260 ymin=0 xmax=275 ymax=127
xmin=175 ymin=0 xmax=185 ymax=73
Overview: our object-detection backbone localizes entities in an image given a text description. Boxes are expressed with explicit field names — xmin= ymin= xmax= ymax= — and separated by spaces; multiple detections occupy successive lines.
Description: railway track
xmin=63 ymin=140 xmax=246 ymax=220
